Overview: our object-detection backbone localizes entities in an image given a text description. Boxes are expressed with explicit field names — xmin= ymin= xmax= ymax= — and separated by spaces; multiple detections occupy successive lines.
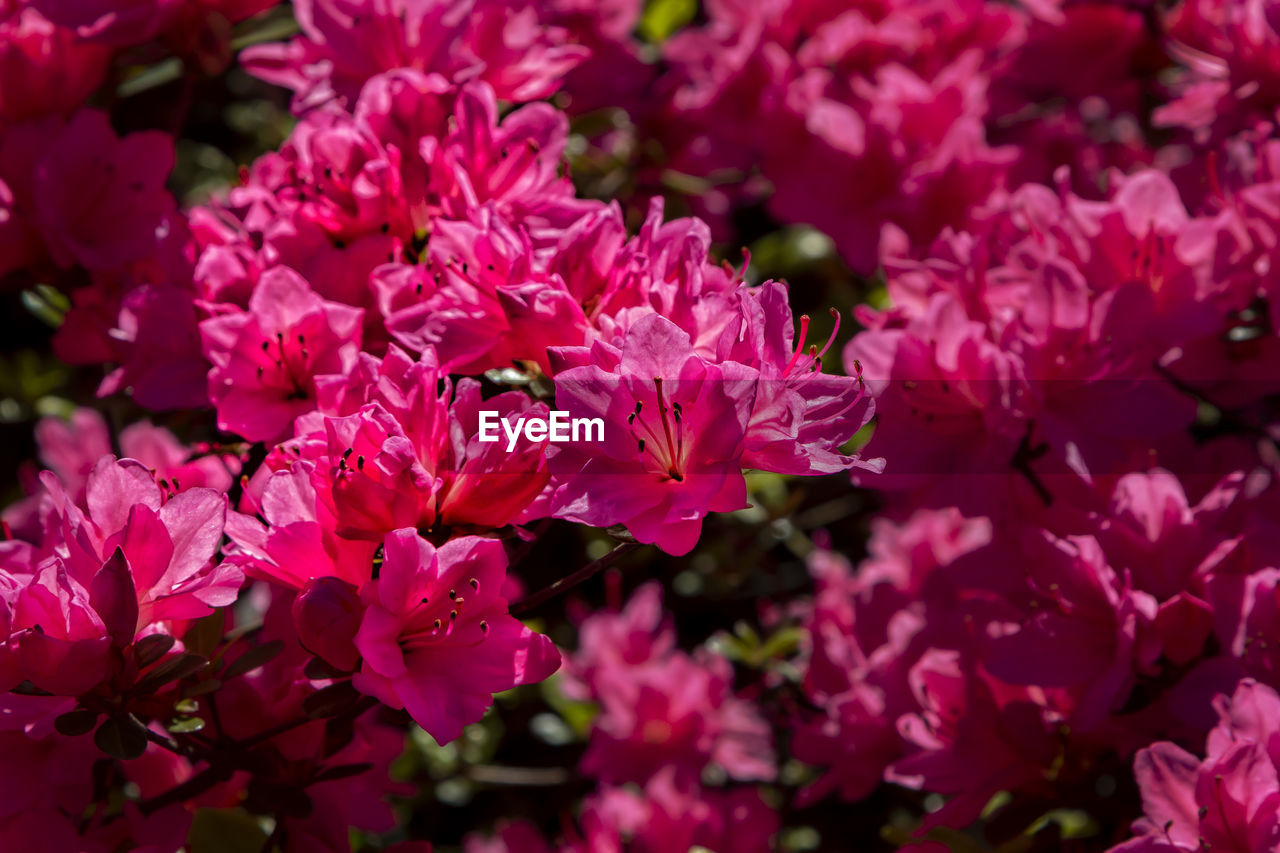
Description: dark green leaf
xmin=187 ymin=808 xmax=268 ymax=853
xmin=54 ymin=708 xmax=99 ymax=737
xmin=132 ymin=634 xmax=177 ymax=668
xmin=182 ymin=613 xmax=224 ymax=658
xmin=639 ymin=0 xmax=697 ymax=43
xmin=603 ymin=525 xmax=636 ymax=543
xmin=165 ymin=716 xmax=206 ymax=734
xmin=94 ymin=713 xmax=148 ymax=760
xmin=312 ymin=762 xmax=373 ymax=783
xmin=182 ymin=678 xmax=222 ymax=699
xmin=222 ymin=640 xmax=285 ymax=680
xmin=302 ymin=680 xmax=360 ymax=719
xmin=134 ymin=653 xmax=210 ymax=696
xmin=10 ymin=680 xmax=52 ymax=696
xmin=303 ymin=656 xmax=348 ymax=680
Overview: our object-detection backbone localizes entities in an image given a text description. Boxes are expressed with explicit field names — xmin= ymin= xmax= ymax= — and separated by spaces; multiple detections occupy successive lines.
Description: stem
xmin=234 ymin=714 xmax=315 ymax=749
xmin=510 ymin=542 xmax=642 ymax=617
xmin=139 ymin=764 xmax=226 ymax=815
xmin=1010 ymin=422 xmax=1053 ymax=507
xmin=507 ymin=518 xmax=554 ymax=570
xmin=145 ymin=728 xmax=191 ymax=757
xmin=208 ymin=692 xmax=224 ymax=737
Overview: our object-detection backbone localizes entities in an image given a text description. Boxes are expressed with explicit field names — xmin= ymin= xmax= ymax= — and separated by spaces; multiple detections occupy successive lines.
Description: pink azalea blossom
xmin=353 ymin=529 xmax=559 ymax=743
xmin=717 ymin=280 xmax=880 ymax=475
xmin=0 ymin=5 xmax=110 ymax=123
xmin=5 ymin=456 xmax=236 ymax=695
xmin=566 ymin=769 xmax=779 ymax=853
xmin=200 ymin=266 xmax=363 ymax=442
xmin=548 ymin=313 xmax=758 ymax=555
xmin=242 ymin=0 xmax=587 ymax=112
xmin=0 ymin=108 xmax=176 ymax=272
xmin=32 ymin=0 xmax=277 ymax=49
xmin=580 ymin=649 xmax=776 ymax=786
xmin=1110 ymin=679 xmax=1280 ymax=852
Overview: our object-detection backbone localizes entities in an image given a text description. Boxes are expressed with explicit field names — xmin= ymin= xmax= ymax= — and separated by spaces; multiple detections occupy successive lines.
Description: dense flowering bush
xmin=4 ymin=0 xmax=1280 ymax=851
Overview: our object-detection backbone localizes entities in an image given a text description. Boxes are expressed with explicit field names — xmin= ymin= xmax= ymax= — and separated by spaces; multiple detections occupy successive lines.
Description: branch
xmin=139 ymin=764 xmax=227 ymax=815
xmin=509 ymin=542 xmax=642 ymax=617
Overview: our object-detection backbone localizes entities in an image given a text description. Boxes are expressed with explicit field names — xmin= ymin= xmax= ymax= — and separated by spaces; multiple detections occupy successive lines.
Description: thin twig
xmin=139 ymin=764 xmax=226 ymax=815
xmin=144 ymin=728 xmax=190 ymax=757
xmin=510 ymin=542 xmax=642 ymax=617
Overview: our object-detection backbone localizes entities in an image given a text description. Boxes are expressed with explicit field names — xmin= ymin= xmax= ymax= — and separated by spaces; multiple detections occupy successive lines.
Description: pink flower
xmin=566 ymin=582 xmax=774 ymax=787
xmin=1156 ymin=0 xmax=1280 ymax=145
xmin=888 ymin=649 xmax=1062 ymax=831
xmin=210 ymin=591 xmax=413 ymax=851
xmin=581 ymin=650 xmax=776 ymax=786
xmin=353 ymin=529 xmax=560 ymax=743
xmin=982 ymin=531 xmax=1158 ymax=729
xmin=242 ymin=0 xmax=586 ymax=112
xmin=40 ymin=407 xmax=234 ymax=497
xmin=374 ymin=207 xmax=585 ymax=374
xmin=293 ymin=575 xmax=363 ymax=672
xmin=1111 ymin=679 xmax=1280 ymax=852
xmin=0 ymin=5 xmax=111 ymax=123
xmin=283 ymin=345 xmax=552 ymax=538
xmin=40 ymin=456 xmax=238 ymax=626
xmin=548 ymin=313 xmax=758 ymax=555
xmin=418 ymin=82 xmax=591 ymax=229
xmin=717 ymin=280 xmax=880 ymax=475
xmin=0 ymin=109 xmax=177 ymax=272
xmin=224 ymin=461 xmax=379 ymax=592
xmin=32 ymin=0 xmax=276 ymax=48
xmin=562 ymin=580 xmax=674 ymax=701
xmin=4 ymin=407 xmax=237 ymax=541
xmin=200 ymin=266 xmax=363 ymax=442
xmin=6 ymin=456 xmax=237 ymax=695
xmin=275 ymin=109 xmax=412 ymax=242
xmin=566 ymin=769 xmax=779 ymax=853
xmin=94 ymin=282 xmax=213 ymax=411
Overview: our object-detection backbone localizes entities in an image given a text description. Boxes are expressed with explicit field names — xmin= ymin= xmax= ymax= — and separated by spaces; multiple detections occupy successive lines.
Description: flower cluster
xmin=0 ymin=0 xmax=877 ymax=849
xmin=5 ymin=0 xmax=1280 ymax=849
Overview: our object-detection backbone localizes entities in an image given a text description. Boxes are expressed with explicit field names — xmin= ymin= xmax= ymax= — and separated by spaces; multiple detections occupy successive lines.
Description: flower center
xmin=628 ymin=377 xmax=686 ymax=482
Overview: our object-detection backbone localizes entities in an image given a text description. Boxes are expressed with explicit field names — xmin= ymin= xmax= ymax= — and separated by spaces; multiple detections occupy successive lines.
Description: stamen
xmin=783 ymin=315 xmax=811 ymax=376
xmin=818 ymin=308 xmax=841 ymax=359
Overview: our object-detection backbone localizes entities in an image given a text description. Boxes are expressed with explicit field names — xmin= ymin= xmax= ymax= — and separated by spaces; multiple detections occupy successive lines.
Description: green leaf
xmin=94 ymin=713 xmax=148 ymax=760
xmin=755 ymin=626 xmax=805 ymax=664
xmin=134 ymin=653 xmax=210 ymax=696
xmin=183 ymin=613 xmax=224 ymax=658
xmin=166 ymin=716 xmax=207 ymax=734
xmin=538 ymin=674 xmax=598 ymax=737
xmin=302 ymin=681 xmax=360 ymax=719
xmin=116 ymin=58 xmax=183 ymax=98
xmin=10 ymin=680 xmax=52 ymax=696
xmin=20 ymin=286 xmax=69 ymax=328
xmin=638 ymin=0 xmax=697 ymax=44
xmin=1028 ymin=808 xmax=1099 ymax=840
xmin=182 ymin=678 xmax=222 ymax=699
xmin=222 ymin=640 xmax=285 ymax=679
xmin=304 ymin=656 xmax=350 ymax=680
xmin=187 ymin=808 xmax=269 ymax=853
xmin=312 ymin=762 xmax=373 ymax=783
xmin=133 ymin=634 xmax=177 ymax=668
xmin=54 ymin=708 xmax=99 ymax=737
